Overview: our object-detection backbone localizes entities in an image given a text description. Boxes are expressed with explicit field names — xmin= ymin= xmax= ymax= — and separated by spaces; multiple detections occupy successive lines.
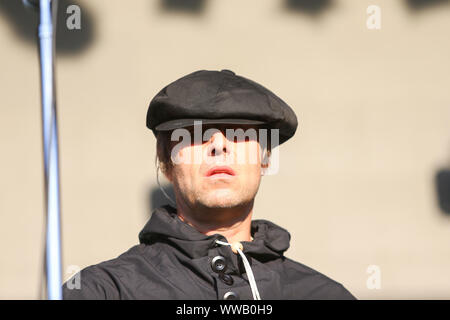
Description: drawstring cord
xmin=215 ymin=240 xmax=261 ymax=300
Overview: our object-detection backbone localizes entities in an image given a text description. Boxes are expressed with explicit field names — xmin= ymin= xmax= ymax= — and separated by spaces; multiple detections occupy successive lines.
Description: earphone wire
xmin=156 ymin=158 xmax=177 ymax=207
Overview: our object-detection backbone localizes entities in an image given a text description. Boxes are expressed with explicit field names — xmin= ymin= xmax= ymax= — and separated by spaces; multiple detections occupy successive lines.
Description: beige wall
xmin=1 ymin=0 xmax=449 ymax=299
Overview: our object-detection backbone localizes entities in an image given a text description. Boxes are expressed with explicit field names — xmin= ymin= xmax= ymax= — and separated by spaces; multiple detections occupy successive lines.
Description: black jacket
xmin=63 ymin=205 xmax=356 ymax=300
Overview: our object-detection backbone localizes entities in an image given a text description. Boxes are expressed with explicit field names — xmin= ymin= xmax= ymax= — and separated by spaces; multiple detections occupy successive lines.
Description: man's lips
xmin=205 ymin=166 xmax=236 ymax=177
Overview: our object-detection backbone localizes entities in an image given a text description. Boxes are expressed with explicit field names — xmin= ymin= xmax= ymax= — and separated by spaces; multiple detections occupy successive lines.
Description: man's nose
xmin=207 ymin=130 xmax=230 ymax=157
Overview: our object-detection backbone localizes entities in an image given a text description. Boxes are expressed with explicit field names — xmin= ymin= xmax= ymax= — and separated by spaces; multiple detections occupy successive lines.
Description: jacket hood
xmin=138 ymin=205 xmax=291 ymax=261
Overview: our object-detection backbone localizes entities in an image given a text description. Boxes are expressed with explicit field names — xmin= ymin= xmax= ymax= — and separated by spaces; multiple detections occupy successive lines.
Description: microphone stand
xmin=36 ymin=0 xmax=63 ymax=300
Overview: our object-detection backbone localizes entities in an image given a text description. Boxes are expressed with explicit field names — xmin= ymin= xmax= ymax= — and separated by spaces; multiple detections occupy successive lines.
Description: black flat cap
xmin=146 ymin=69 xmax=298 ymax=145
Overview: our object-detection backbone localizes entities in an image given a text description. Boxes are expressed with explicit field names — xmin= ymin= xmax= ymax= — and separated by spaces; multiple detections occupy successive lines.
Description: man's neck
xmin=176 ymin=200 xmax=254 ymax=244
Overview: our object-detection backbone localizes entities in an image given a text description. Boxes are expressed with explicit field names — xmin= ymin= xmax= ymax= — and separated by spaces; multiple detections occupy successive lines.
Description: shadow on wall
xmin=405 ymin=0 xmax=450 ymax=10
xmin=284 ymin=0 xmax=334 ymax=16
xmin=0 ymin=0 xmax=94 ymax=55
xmin=436 ymin=169 xmax=450 ymax=215
xmin=159 ymin=0 xmax=335 ymax=16
xmin=149 ymin=183 xmax=176 ymax=215
xmin=159 ymin=0 xmax=207 ymax=14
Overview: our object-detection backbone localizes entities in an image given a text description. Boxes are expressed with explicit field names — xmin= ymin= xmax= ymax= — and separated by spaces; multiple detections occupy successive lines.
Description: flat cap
xmin=146 ymin=69 xmax=298 ymax=145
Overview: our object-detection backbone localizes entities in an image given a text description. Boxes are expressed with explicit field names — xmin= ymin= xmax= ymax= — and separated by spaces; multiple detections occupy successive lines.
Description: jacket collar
xmin=138 ymin=205 xmax=291 ymax=260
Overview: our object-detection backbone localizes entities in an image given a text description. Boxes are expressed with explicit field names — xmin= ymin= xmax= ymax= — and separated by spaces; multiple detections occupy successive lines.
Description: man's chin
xmin=199 ymin=192 xmax=243 ymax=209
xmin=202 ymin=200 xmax=240 ymax=209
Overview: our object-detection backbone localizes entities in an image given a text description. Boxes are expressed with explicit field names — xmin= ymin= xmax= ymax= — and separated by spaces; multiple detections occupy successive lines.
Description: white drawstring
xmin=215 ymin=240 xmax=261 ymax=300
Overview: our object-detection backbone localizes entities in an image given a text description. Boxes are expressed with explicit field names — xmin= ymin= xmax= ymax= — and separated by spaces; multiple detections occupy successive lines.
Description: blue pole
xmin=38 ymin=0 xmax=62 ymax=300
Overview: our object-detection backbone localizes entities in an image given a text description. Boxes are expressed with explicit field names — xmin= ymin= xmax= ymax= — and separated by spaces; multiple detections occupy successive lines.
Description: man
xmin=63 ymin=69 xmax=355 ymax=300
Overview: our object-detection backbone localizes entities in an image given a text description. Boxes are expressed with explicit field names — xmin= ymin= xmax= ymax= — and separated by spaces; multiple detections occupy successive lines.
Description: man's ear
xmin=161 ymin=164 xmax=173 ymax=182
xmin=157 ymin=158 xmax=173 ymax=182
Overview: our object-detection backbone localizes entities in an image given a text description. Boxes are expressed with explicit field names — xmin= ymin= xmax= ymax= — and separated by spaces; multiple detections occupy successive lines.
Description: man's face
xmin=166 ymin=124 xmax=264 ymax=211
